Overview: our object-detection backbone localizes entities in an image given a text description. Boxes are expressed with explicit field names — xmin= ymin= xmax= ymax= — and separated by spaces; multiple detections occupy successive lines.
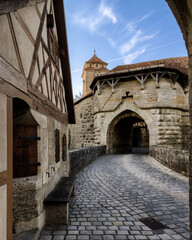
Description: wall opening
xmin=132 ymin=121 xmax=149 ymax=153
xmin=13 ymin=98 xmax=39 ymax=178
xmin=62 ymin=134 xmax=67 ymax=161
xmin=107 ymin=110 xmax=149 ymax=154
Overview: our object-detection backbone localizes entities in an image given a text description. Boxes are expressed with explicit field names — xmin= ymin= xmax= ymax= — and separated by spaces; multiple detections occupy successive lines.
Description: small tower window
xmin=89 ymin=64 xmax=92 ymax=67
xmin=96 ymin=64 xmax=98 ymax=67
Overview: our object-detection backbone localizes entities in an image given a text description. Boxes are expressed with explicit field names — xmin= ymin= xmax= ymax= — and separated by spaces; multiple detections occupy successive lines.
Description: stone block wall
xmin=69 ymin=96 xmax=95 ymax=150
xmin=13 ymin=110 xmax=69 ymax=234
xmin=150 ymin=146 xmax=189 ymax=176
xmin=70 ymin=77 xmax=189 ymax=152
xmin=149 ymin=109 xmax=189 ymax=149
xmin=69 ymin=146 xmax=106 ymax=176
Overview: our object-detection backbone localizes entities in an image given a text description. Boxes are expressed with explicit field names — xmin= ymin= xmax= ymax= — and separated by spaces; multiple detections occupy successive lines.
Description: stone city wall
xmin=69 ymin=145 xmax=106 ymax=176
xmin=149 ymin=108 xmax=189 ymax=149
xmin=70 ymin=77 xmax=190 ymax=157
xmin=150 ymin=146 xmax=189 ymax=176
xmin=70 ymin=67 xmax=190 ymax=175
xmin=69 ymin=95 xmax=95 ymax=150
xmin=93 ymin=78 xmax=189 ymax=150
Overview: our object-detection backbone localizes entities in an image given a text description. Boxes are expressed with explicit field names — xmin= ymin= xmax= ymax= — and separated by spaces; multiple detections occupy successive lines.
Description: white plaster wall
xmin=0 ymin=93 xmax=7 ymax=173
xmin=0 ymin=14 xmax=19 ymax=71
xmin=10 ymin=11 xmax=35 ymax=78
xmin=0 ymin=185 xmax=7 ymax=240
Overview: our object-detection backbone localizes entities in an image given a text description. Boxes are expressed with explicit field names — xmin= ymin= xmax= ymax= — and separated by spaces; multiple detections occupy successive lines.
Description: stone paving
xmin=40 ymin=154 xmax=189 ymax=240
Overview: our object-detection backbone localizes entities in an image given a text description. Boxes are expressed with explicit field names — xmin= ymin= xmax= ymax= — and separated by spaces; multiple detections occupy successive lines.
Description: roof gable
xmin=86 ymin=54 xmax=107 ymax=65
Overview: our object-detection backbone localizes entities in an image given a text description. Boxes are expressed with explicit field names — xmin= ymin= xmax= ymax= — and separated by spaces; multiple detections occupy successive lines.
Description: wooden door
xmin=13 ymin=126 xmax=38 ymax=178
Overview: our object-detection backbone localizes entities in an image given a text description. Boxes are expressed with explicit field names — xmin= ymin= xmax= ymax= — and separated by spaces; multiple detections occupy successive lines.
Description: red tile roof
xmin=86 ymin=54 xmax=107 ymax=65
xmin=110 ymin=57 xmax=188 ymax=75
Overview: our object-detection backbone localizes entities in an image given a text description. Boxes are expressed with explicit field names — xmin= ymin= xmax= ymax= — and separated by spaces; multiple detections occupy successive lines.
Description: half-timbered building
xmin=0 ymin=0 xmax=75 ymax=239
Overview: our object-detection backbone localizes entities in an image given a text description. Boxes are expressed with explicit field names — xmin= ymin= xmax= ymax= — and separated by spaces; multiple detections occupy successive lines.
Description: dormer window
xmin=96 ymin=64 xmax=98 ymax=67
xmin=89 ymin=64 xmax=92 ymax=67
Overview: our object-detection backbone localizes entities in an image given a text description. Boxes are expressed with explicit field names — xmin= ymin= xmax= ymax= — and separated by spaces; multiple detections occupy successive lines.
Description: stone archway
xmin=98 ymin=100 xmax=157 ymax=149
xmin=107 ymin=110 xmax=149 ymax=154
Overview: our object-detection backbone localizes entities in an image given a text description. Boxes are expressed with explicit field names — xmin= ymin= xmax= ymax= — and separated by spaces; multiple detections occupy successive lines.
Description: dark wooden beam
xmin=53 ymin=0 xmax=75 ymax=124
xmin=0 ymin=56 xmax=27 ymax=93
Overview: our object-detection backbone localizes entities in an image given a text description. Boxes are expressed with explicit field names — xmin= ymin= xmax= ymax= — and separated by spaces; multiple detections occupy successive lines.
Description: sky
xmin=64 ymin=0 xmax=187 ymax=97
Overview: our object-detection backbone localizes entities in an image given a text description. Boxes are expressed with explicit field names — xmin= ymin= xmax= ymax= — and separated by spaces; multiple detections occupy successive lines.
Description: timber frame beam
xmin=92 ymin=70 xmax=188 ymax=95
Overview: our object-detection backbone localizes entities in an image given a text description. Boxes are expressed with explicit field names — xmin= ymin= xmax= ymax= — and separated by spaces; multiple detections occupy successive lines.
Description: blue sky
xmin=64 ymin=0 xmax=187 ymax=96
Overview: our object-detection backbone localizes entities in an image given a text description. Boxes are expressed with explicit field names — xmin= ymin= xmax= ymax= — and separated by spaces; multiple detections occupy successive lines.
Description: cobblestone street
xmin=40 ymin=154 xmax=189 ymax=240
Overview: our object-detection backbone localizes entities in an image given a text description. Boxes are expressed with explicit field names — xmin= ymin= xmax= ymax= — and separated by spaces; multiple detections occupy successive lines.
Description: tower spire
xmin=83 ymin=52 xmax=108 ymax=96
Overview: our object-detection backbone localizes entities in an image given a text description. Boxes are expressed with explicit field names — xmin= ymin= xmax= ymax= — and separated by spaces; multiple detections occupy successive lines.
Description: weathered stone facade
xmin=69 ymin=145 xmax=106 ymax=176
xmin=70 ymin=56 xmax=189 ymax=175
xmin=150 ymin=146 xmax=189 ymax=176
xmin=69 ymin=95 xmax=95 ymax=149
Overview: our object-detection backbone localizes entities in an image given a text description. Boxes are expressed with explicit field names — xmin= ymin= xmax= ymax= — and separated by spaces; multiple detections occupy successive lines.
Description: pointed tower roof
xmin=86 ymin=53 xmax=107 ymax=65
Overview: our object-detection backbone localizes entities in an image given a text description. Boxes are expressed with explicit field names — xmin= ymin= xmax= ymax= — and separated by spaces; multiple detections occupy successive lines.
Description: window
xmin=96 ymin=64 xmax=98 ymax=67
xmin=55 ymin=129 xmax=60 ymax=163
xmin=62 ymin=134 xmax=67 ymax=161
xmin=47 ymin=14 xmax=54 ymax=28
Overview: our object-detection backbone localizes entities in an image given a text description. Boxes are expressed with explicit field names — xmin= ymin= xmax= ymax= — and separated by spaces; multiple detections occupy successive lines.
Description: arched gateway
xmin=107 ymin=110 xmax=149 ymax=154
xmin=70 ymin=55 xmax=189 ymax=175
xmin=69 ymin=0 xmax=192 ymax=236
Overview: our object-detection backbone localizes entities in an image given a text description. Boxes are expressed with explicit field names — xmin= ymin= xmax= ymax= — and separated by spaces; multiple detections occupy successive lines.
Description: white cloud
xmin=100 ymin=32 xmax=116 ymax=47
xmin=120 ymin=30 xmax=157 ymax=55
xmin=72 ymin=68 xmax=83 ymax=73
xmin=123 ymin=49 xmax=146 ymax=64
xmin=120 ymin=30 xmax=142 ymax=55
xmin=123 ymin=11 xmax=152 ymax=34
xmin=99 ymin=0 xmax=117 ymax=24
xmin=119 ymin=11 xmax=156 ymax=62
xmin=107 ymin=37 xmax=116 ymax=47
xmin=73 ymin=0 xmax=117 ymax=33
xmin=124 ymin=22 xmax=136 ymax=33
xmin=136 ymin=12 xmax=153 ymax=23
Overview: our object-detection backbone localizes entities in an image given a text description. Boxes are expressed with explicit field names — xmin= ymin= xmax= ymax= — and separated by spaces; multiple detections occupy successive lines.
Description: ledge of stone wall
xmin=150 ymin=146 xmax=189 ymax=176
xmin=69 ymin=146 xmax=106 ymax=176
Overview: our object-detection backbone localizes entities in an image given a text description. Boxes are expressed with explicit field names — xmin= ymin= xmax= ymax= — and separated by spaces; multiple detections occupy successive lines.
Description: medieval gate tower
xmin=82 ymin=52 xmax=109 ymax=96
xmin=70 ymin=53 xmax=189 ymax=176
